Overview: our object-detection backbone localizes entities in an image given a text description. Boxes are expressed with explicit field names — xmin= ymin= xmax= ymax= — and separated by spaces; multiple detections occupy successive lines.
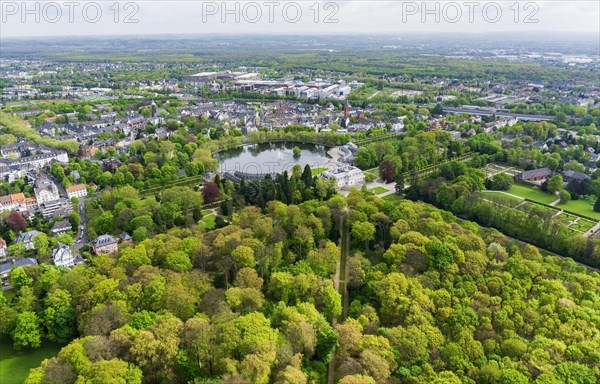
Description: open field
xmin=0 ymin=340 xmax=63 ymax=384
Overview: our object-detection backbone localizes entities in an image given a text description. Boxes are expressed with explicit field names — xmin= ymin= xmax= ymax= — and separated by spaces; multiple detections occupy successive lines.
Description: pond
xmin=215 ymin=142 xmax=335 ymax=175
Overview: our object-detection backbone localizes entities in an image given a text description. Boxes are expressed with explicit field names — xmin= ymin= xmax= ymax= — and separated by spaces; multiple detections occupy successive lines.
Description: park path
xmin=549 ymin=198 xmax=561 ymax=207
xmin=585 ymin=221 xmax=600 ymax=238
xmin=376 ymin=183 xmax=396 ymax=197
xmin=368 ymin=91 xmax=381 ymax=100
xmin=327 ymin=217 xmax=350 ymax=384
xmin=481 ymin=190 xmax=525 ymax=200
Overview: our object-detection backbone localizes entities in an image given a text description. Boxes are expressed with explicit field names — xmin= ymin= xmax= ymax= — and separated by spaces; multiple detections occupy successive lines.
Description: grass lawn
xmin=311 ymin=167 xmax=327 ymax=176
xmin=369 ymin=186 xmax=390 ymax=195
xmin=198 ymin=215 xmax=216 ymax=230
xmin=201 ymin=209 xmax=213 ymax=216
xmin=516 ymin=201 xmax=556 ymax=215
xmin=558 ymin=198 xmax=600 ymax=220
xmin=365 ymin=167 xmax=380 ymax=177
xmin=508 ymin=183 xmax=558 ymax=205
xmin=0 ymin=339 xmax=63 ymax=384
xmin=382 ymin=194 xmax=403 ymax=204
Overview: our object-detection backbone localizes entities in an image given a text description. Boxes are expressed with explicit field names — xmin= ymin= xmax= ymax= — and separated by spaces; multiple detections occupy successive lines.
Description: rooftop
xmin=91 ymin=234 xmax=118 ymax=247
xmin=0 ymin=257 xmax=38 ymax=275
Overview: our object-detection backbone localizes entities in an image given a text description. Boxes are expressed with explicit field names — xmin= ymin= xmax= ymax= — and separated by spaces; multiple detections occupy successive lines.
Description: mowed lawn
xmin=558 ymin=198 xmax=600 ymax=220
xmin=0 ymin=340 xmax=63 ymax=384
xmin=508 ymin=183 xmax=558 ymax=205
xmin=369 ymin=186 xmax=390 ymax=195
xmin=482 ymin=191 xmax=524 ymax=207
xmin=382 ymin=193 xmax=403 ymax=204
xmin=311 ymin=167 xmax=327 ymax=176
xmin=506 ymin=184 xmax=600 ymax=220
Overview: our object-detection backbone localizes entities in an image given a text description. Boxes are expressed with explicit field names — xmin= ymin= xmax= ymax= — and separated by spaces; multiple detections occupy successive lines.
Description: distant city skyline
xmin=1 ymin=1 xmax=599 ymax=38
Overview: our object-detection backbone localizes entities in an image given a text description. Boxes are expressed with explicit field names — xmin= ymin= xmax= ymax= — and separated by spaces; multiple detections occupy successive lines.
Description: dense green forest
xmin=1 ymin=189 xmax=599 ymax=384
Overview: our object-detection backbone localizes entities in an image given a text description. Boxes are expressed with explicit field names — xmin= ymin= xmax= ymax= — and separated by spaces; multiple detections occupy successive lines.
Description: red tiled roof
xmin=10 ymin=193 xmax=26 ymax=203
xmin=67 ymin=184 xmax=86 ymax=192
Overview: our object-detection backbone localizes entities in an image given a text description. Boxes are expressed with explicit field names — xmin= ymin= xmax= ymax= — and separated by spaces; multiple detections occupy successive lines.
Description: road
xmin=42 ymin=170 xmax=89 ymax=251
xmin=73 ymin=201 xmax=88 ymax=251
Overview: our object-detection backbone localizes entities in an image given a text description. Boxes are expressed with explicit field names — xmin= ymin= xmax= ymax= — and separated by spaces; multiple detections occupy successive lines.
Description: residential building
xmin=120 ymin=232 xmax=133 ymax=244
xmin=51 ymin=220 xmax=72 ymax=235
xmin=40 ymin=199 xmax=73 ymax=220
xmin=0 ymin=258 xmax=38 ymax=286
xmin=450 ymin=131 xmax=462 ymax=140
xmin=25 ymin=197 xmax=38 ymax=213
xmin=34 ymin=178 xmax=60 ymax=204
xmin=0 ymin=193 xmax=27 ymax=213
xmin=13 ymin=230 xmax=42 ymax=250
xmin=91 ymin=234 xmax=119 ymax=255
xmin=0 ymin=145 xmax=68 ymax=180
xmin=66 ymin=184 xmax=88 ymax=199
xmin=563 ymin=170 xmax=589 ymax=183
xmin=52 ymin=243 xmax=82 ymax=268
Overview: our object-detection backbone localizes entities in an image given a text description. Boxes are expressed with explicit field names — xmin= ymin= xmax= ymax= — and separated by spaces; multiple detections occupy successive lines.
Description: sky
xmin=1 ymin=1 xmax=599 ymax=38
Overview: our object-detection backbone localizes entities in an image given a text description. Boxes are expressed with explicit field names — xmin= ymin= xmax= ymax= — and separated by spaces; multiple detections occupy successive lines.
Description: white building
xmin=52 ymin=243 xmax=82 ymax=268
xmin=0 ymin=147 xmax=68 ymax=181
xmin=338 ymin=86 xmax=352 ymax=98
xmin=318 ymin=84 xmax=339 ymax=99
xmin=66 ymin=184 xmax=87 ymax=199
xmin=321 ymin=165 xmax=365 ymax=189
xmin=0 ymin=239 xmax=7 ymax=259
xmin=34 ymin=178 xmax=60 ymax=204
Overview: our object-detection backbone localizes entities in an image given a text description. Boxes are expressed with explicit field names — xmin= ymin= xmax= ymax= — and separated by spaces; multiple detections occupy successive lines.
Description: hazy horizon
xmin=2 ymin=30 xmax=600 ymax=40
xmin=1 ymin=1 xmax=598 ymax=38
